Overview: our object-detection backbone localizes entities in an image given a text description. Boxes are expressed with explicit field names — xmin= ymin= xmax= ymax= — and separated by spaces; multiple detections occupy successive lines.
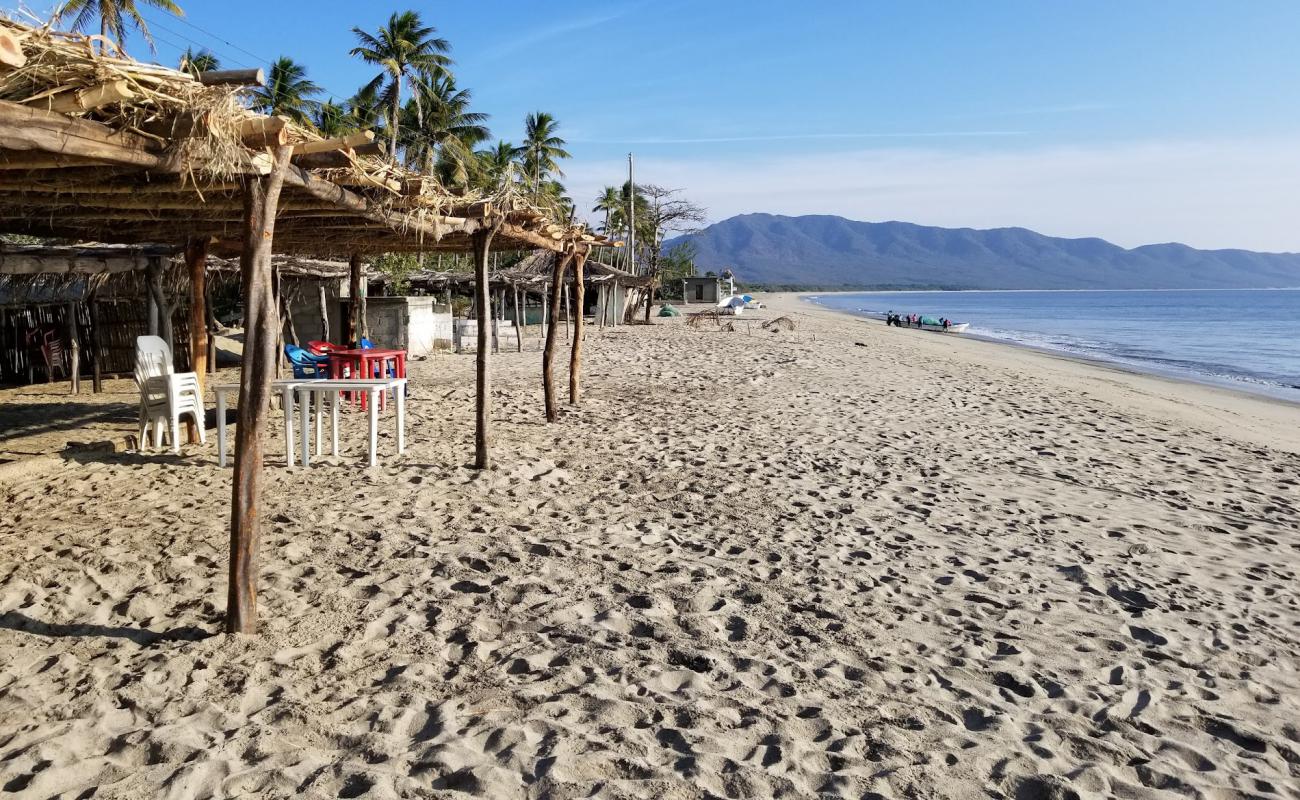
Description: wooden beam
xmin=0 ymin=151 xmax=117 ymax=170
xmin=543 ymin=251 xmax=572 ymax=422
xmin=292 ymin=130 xmax=373 ymax=157
xmin=199 ymin=68 xmax=264 ymax=87
xmin=0 ymin=27 xmax=27 ymax=69
xmin=0 ymin=99 xmax=162 ymax=169
xmin=239 ymin=116 xmax=288 ymax=148
xmin=569 ymin=251 xmax=586 ymax=405
xmin=43 ymin=80 xmax=137 ymax=114
xmin=138 ymin=110 xmax=212 ymax=140
xmin=228 ymin=144 xmax=292 ymax=636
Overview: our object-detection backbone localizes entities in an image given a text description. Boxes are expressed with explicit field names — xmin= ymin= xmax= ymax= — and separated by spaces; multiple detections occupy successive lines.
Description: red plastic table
xmin=328 ymin=348 xmax=406 ymax=409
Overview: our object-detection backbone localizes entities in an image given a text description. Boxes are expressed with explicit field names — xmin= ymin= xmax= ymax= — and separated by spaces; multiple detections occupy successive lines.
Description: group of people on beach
xmin=885 ymin=311 xmax=952 ymax=330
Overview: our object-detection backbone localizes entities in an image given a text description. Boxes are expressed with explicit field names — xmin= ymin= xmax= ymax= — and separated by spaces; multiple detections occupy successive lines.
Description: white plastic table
xmin=214 ymin=379 xmax=302 ymax=468
xmin=292 ymin=378 xmax=406 ymax=467
xmin=213 ymin=378 xmax=405 ymax=468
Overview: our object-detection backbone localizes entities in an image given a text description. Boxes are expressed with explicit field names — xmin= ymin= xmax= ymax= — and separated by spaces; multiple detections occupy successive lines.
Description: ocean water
xmin=805 ymin=289 xmax=1300 ymax=402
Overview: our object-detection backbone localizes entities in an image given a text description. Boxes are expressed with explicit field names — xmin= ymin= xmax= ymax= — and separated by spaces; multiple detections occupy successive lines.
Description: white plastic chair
xmin=135 ymin=335 xmax=205 ymax=454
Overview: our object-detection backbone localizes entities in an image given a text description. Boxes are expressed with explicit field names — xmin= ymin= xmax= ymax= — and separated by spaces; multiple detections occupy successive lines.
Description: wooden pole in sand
xmin=65 ymin=301 xmax=80 ymax=394
xmin=514 ymin=287 xmax=523 ymax=353
xmin=472 ymin=226 xmax=497 ymax=469
xmin=227 ymin=145 xmax=292 ymax=635
xmin=543 ymin=251 xmax=572 ymax=422
xmin=348 ymin=253 xmax=362 ymax=345
xmin=184 ymin=237 xmax=209 ymax=443
xmin=569 ymin=251 xmax=586 ymax=405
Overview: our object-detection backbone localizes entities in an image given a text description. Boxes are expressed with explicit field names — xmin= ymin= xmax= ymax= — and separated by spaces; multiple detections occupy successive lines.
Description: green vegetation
xmin=52 ymin=0 xmax=183 ymax=54
xmin=253 ymin=57 xmax=322 ymax=124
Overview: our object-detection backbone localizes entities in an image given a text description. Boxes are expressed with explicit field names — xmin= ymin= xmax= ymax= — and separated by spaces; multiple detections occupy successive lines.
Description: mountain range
xmin=664 ymin=214 xmax=1300 ymax=290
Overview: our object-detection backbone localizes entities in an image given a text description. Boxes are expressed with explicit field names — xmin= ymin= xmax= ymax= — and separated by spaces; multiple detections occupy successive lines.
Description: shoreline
xmin=794 ymin=291 xmax=1300 ymax=408
xmin=769 ymin=292 xmax=1300 ymax=454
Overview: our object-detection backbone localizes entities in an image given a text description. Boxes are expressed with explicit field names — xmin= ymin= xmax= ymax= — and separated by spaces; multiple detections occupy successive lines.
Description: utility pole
xmin=628 ymin=152 xmax=636 ymax=275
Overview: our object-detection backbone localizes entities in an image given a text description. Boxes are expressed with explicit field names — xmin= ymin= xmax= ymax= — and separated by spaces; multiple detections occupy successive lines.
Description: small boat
xmin=921 ymin=321 xmax=968 ymax=333
xmin=880 ymin=312 xmax=969 ymax=333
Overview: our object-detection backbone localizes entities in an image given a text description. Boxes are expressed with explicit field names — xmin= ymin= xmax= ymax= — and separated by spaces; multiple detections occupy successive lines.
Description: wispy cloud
xmin=564 ymin=139 xmax=1300 ymax=252
xmin=477 ymin=7 xmax=636 ymax=62
xmin=571 ymin=131 xmax=1029 ymax=145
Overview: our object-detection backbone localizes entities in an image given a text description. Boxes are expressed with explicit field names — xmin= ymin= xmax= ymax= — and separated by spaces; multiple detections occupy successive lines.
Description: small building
xmin=681 ymin=274 xmax=735 ymax=304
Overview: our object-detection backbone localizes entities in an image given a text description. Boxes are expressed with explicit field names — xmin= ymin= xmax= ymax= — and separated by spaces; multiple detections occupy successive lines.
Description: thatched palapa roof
xmin=0 ymin=17 xmax=617 ymax=256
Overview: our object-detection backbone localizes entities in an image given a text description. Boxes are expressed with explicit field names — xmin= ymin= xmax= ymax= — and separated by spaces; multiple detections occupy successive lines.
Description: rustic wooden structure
xmin=0 ymin=18 xmax=616 ymax=634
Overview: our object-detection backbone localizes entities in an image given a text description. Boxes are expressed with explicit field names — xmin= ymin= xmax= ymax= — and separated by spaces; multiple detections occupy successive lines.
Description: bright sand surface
xmin=1 ymin=293 xmax=1298 ymax=798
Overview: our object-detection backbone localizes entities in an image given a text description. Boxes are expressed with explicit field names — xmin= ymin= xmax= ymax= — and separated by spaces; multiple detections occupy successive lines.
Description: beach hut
xmin=0 ymin=17 xmax=619 ymax=633
xmin=682 ymin=273 xmax=735 ymax=304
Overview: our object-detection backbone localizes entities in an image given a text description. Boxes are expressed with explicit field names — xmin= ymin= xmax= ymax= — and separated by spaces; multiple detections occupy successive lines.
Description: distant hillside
xmin=665 ymin=214 xmax=1300 ymax=290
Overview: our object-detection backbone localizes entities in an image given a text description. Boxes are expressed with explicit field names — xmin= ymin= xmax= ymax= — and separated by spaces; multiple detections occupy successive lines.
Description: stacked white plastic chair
xmin=134 ymin=335 xmax=205 ymax=454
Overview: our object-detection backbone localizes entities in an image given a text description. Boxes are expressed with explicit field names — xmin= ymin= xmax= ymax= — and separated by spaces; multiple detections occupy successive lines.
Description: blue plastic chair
xmin=357 ymin=338 xmax=397 ymax=378
xmin=285 ymin=344 xmax=329 ymax=379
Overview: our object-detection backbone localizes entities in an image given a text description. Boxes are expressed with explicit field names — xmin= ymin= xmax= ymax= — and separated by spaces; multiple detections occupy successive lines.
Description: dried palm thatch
xmin=686 ymin=309 xmax=720 ymax=328
xmin=762 ymin=315 xmax=796 ymax=332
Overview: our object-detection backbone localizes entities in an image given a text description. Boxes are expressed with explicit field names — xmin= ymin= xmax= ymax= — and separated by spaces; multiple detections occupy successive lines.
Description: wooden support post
xmin=66 ymin=302 xmax=80 ymax=394
xmin=317 ymin=283 xmax=330 ymax=341
xmin=185 ymin=237 xmax=208 ymax=442
xmin=472 ymin=226 xmax=498 ymax=469
xmin=227 ymin=145 xmax=293 ymax=635
xmin=491 ymin=290 xmax=500 ymax=354
xmin=543 ymin=252 xmax=572 ymax=422
xmin=348 ymin=253 xmax=363 ymax=345
xmin=514 ymin=287 xmax=523 ymax=353
xmin=564 ymin=284 xmax=571 ymax=342
xmin=569 ymin=252 xmax=586 ymax=405
xmin=541 ymin=287 xmax=549 ymax=349
xmin=146 ymin=255 xmax=172 ymax=352
xmin=89 ymin=296 xmax=102 ymax=393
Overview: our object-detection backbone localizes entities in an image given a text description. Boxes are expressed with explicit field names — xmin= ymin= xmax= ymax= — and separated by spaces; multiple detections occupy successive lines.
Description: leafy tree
xmin=52 ymin=0 xmax=183 ymax=54
xmin=521 ymin=112 xmax=571 ymax=196
xmin=658 ymin=240 xmax=699 ymax=298
xmin=253 ymin=57 xmax=322 ymax=124
xmin=179 ymin=46 xmax=218 ymax=77
xmin=634 ymin=184 xmax=707 ymax=320
xmin=351 ymin=10 xmax=452 ymax=161
xmin=372 ymin=252 xmax=422 ymax=295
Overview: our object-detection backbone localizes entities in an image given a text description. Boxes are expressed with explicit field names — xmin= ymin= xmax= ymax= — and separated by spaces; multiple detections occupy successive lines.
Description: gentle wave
xmin=805 ymin=290 xmax=1300 ymax=402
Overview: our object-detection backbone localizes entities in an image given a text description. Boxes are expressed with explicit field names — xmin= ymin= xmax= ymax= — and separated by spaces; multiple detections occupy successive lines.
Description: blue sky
xmin=18 ymin=0 xmax=1300 ymax=250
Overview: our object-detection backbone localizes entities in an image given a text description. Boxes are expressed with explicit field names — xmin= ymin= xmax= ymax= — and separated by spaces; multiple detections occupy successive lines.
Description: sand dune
xmin=1 ymin=294 xmax=1298 ymax=798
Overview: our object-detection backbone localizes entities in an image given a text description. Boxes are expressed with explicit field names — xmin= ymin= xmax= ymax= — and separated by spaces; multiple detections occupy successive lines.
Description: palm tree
xmin=593 ymin=186 xmax=623 ymax=234
xmin=52 ymin=0 xmax=183 ymax=54
xmin=313 ymin=101 xmax=350 ymax=138
xmin=400 ymin=76 xmax=490 ymax=183
xmin=350 ymin=10 xmax=452 ymax=160
xmin=345 ymin=83 xmax=384 ymax=132
xmin=179 ymin=46 xmax=218 ymax=77
xmin=473 ymin=140 xmax=522 ymax=191
xmin=252 ymin=57 xmax=322 ymax=125
xmin=521 ymin=112 xmax=571 ymax=196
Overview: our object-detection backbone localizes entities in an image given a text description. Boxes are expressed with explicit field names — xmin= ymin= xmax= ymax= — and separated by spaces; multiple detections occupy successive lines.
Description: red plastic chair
xmin=306 ymin=340 xmax=342 ymax=356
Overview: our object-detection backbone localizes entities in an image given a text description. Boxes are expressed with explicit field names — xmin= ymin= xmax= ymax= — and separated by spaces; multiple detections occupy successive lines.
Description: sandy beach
xmin=2 ymin=293 xmax=1298 ymax=799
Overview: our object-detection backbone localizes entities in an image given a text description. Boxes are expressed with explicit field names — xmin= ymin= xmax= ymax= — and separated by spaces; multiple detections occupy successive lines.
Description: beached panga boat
xmin=920 ymin=321 xmax=969 ymax=333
